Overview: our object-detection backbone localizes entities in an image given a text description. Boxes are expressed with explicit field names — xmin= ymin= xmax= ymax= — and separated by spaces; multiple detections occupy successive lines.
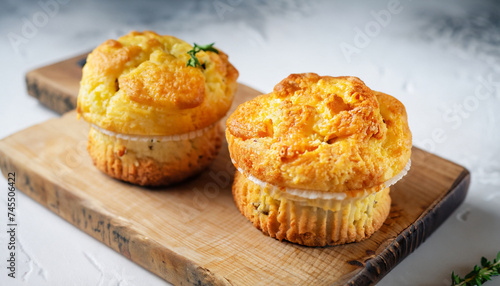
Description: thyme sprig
xmin=186 ymin=43 xmax=219 ymax=68
xmin=451 ymin=251 xmax=500 ymax=286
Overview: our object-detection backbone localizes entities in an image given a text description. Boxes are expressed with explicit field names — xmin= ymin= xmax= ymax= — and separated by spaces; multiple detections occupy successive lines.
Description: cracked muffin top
xmin=77 ymin=31 xmax=238 ymax=135
xmin=226 ymin=73 xmax=411 ymax=193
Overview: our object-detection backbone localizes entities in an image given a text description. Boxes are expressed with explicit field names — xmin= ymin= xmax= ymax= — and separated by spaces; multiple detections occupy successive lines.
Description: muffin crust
xmin=227 ymin=73 xmax=411 ymax=193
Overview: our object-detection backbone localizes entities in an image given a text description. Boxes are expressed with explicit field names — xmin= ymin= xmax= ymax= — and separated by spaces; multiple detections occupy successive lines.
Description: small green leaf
xmin=186 ymin=57 xmax=199 ymax=68
xmin=482 ymin=257 xmax=489 ymax=267
xmin=452 ymin=272 xmax=460 ymax=284
xmin=186 ymin=42 xmax=219 ymax=68
xmin=193 ymin=43 xmax=219 ymax=54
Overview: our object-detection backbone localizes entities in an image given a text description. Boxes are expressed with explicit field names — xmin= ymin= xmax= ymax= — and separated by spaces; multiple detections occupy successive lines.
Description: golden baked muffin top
xmin=226 ymin=73 xmax=412 ymax=193
xmin=77 ymin=31 xmax=238 ymax=135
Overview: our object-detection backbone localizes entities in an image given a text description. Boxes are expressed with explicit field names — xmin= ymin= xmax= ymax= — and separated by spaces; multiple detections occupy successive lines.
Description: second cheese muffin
xmin=226 ymin=73 xmax=411 ymax=246
xmin=78 ymin=31 xmax=238 ymax=186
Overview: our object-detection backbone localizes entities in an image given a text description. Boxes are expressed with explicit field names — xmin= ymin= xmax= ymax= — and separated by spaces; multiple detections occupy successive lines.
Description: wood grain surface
xmin=10 ymin=54 xmax=470 ymax=285
xmin=26 ymin=53 xmax=86 ymax=114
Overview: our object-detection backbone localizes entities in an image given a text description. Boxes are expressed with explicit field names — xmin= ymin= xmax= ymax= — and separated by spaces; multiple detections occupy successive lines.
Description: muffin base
xmin=232 ymin=171 xmax=391 ymax=247
xmin=87 ymin=124 xmax=222 ymax=186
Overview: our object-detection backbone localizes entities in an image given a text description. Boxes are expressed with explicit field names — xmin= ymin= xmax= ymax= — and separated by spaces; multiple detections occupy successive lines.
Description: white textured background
xmin=1 ymin=0 xmax=499 ymax=285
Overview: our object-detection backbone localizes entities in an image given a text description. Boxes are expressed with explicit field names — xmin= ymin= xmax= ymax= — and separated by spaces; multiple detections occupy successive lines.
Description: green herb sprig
xmin=186 ymin=43 xmax=219 ymax=68
xmin=451 ymin=251 xmax=500 ymax=286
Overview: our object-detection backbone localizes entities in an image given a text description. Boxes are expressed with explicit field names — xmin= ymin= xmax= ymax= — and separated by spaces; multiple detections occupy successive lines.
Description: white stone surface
xmin=1 ymin=0 xmax=499 ymax=285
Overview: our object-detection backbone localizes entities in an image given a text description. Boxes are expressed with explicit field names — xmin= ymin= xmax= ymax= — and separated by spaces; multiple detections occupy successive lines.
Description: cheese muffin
xmin=226 ymin=73 xmax=411 ymax=246
xmin=77 ymin=31 xmax=238 ymax=186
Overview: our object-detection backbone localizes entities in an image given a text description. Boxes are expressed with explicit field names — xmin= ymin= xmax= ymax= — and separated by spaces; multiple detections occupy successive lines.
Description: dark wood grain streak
xmin=25 ymin=53 xmax=86 ymax=114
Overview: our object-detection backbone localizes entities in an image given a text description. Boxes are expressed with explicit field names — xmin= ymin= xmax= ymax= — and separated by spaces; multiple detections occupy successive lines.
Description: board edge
xmin=346 ymin=168 xmax=470 ymax=285
xmin=25 ymin=53 xmax=87 ymax=114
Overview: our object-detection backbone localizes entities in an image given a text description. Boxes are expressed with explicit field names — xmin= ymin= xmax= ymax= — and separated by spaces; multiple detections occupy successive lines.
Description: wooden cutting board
xmin=2 ymin=55 xmax=470 ymax=285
